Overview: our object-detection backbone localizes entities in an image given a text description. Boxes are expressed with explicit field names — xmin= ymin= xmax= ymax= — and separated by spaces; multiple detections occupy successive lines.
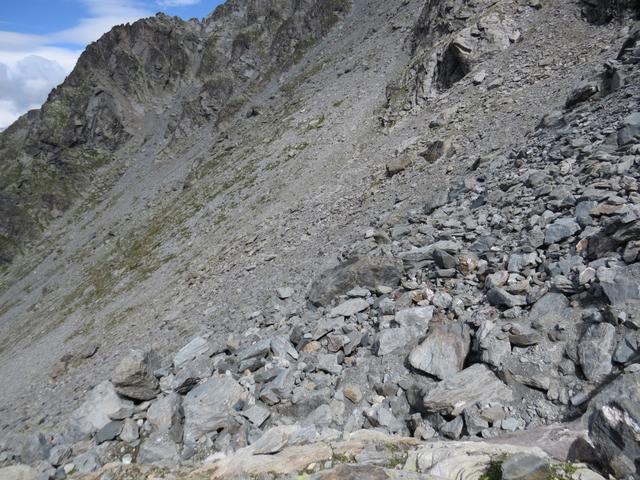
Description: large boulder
xmin=68 ymin=381 xmax=133 ymax=439
xmin=182 ymin=375 xmax=248 ymax=446
xmin=578 ymin=323 xmax=616 ymax=383
xmin=587 ymin=369 xmax=640 ymax=478
xmin=308 ymin=256 xmax=402 ymax=307
xmin=422 ymin=364 xmax=513 ymax=416
xmin=409 ymin=322 xmax=470 ymax=380
xmin=147 ymin=393 xmax=184 ymax=443
xmin=111 ymin=348 xmax=160 ymax=400
xmin=0 ymin=465 xmax=39 ymax=480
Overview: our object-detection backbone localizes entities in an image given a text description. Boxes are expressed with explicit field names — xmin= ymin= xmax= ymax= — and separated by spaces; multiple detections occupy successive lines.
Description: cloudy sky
xmin=0 ymin=0 xmax=223 ymax=130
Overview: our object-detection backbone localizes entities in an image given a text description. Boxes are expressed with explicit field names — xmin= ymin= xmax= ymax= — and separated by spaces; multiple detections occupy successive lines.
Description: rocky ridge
xmin=1 ymin=0 xmax=640 ymax=479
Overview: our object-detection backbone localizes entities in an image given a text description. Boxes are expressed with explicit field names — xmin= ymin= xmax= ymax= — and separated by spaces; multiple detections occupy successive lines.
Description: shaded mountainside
xmin=1 ymin=0 xmax=640 ymax=479
xmin=0 ymin=0 xmax=350 ymax=266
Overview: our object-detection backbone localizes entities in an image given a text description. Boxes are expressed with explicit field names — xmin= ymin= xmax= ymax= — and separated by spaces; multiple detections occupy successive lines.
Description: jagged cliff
xmin=1 ymin=0 xmax=640 ymax=479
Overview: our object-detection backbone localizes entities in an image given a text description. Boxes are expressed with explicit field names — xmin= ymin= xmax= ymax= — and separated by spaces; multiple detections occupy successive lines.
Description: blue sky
xmin=0 ymin=0 xmax=223 ymax=129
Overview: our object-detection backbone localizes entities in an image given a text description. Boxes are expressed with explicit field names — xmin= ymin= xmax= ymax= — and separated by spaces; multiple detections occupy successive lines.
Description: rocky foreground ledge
xmin=3 ymin=10 xmax=640 ymax=480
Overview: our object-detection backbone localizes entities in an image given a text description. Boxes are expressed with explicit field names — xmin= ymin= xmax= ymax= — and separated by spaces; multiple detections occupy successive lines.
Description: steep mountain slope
xmin=1 ymin=0 xmax=640 ymax=478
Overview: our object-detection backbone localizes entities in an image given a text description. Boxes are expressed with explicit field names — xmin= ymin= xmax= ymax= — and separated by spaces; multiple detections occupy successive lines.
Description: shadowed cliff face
xmin=0 ymin=0 xmax=350 ymax=267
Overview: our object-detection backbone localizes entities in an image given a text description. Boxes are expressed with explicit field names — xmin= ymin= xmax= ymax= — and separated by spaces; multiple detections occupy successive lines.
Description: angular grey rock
xmin=440 ymin=416 xmax=464 ymax=439
xmin=48 ymin=445 xmax=72 ymax=467
xmin=182 ymin=376 xmax=247 ymax=446
xmin=137 ymin=432 xmax=180 ymax=466
xmin=95 ymin=420 xmax=123 ymax=444
xmin=422 ymin=364 xmax=513 ymax=416
xmin=147 ymin=393 xmax=184 ymax=443
xmin=271 ymin=335 xmax=299 ymax=360
xmin=111 ymin=349 xmax=160 ymax=400
xmin=618 ymin=112 xmax=640 ymax=146
xmin=409 ymin=322 xmax=470 ymax=380
xmin=173 ymin=336 xmax=210 ymax=369
xmin=276 ymin=287 xmax=294 ymax=299
xmin=476 ymin=320 xmax=511 ymax=368
xmin=579 ymin=323 xmax=616 ymax=382
xmin=330 ymin=298 xmax=369 ymax=317
xmin=530 ymin=292 xmax=569 ymax=318
xmin=433 ymin=248 xmax=456 ymax=269
xmin=317 ymin=353 xmax=342 ymax=375
xmin=598 ymin=264 xmax=640 ymax=306
xmin=72 ymin=450 xmax=101 ymax=473
xmin=119 ymin=418 xmax=139 ymax=443
xmin=486 ymin=287 xmax=526 ymax=308
xmin=68 ymin=381 xmax=134 ymax=438
xmin=308 ymin=256 xmax=403 ymax=307
xmin=589 ymin=396 xmax=640 ymax=479
xmin=386 ymin=153 xmax=413 ymax=176
xmin=544 ymin=218 xmax=580 ymax=245
xmin=501 ymin=453 xmax=550 ymax=480
xmin=377 ymin=327 xmax=413 ymax=356
xmin=0 ymin=465 xmax=38 ymax=480
xmin=394 ymin=306 xmax=433 ymax=332
xmin=240 ymin=405 xmax=271 ymax=427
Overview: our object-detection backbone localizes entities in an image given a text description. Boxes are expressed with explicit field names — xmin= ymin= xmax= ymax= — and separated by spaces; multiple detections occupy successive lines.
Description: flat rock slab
xmin=422 ymin=363 xmax=513 ymax=416
xmin=182 ymin=376 xmax=247 ymax=446
xmin=330 ymin=298 xmax=369 ymax=317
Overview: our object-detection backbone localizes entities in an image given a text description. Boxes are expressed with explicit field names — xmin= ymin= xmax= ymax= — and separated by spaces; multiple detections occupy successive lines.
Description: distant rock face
xmin=0 ymin=0 xmax=351 ymax=266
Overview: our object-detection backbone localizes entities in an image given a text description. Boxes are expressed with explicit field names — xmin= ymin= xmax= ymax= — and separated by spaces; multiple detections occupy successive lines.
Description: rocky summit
xmin=1 ymin=0 xmax=640 ymax=479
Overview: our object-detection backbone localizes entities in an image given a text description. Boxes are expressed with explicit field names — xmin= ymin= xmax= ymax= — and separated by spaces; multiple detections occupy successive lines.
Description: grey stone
xmin=507 ymin=252 xmax=538 ymax=273
xmin=277 ymin=287 xmax=294 ymax=299
xmin=240 ymin=405 xmax=271 ymax=427
xmin=182 ymin=376 xmax=247 ymax=446
xmin=0 ymin=466 xmax=39 ymax=480
xmin=589 ymin=394 xmax=640 ymax=479
xmin=72 ymin=451 xmax=101 ymax=473
xmin=618 ymin=112 xmax=640 ymax=146
xmin=377 ymin=327 xmax=413 ymax=356
xmin=530 ymin=292 xmax=568 ymax=318
xmin=440 ymin=416 xmax=464 ymax=439
xmin=431 ymin=291 xmax=453 ymax=310
xmin=544 ymin=218 xmax=580 ymax=245
xmin=317 ymin=353 xmax=342 ymax=375
xmin=95 ymin=420 xmax=123 ymax=444
xmin=48 ymin=445 xmax=72 ymax=467
xmin=147 ymin=393 xmax=184 ymax=443
xmin=423 ymin=364 xmax=513 ymax=416
xmin=579 ymin=323 xmax=616 ymax=382
xmin=486 ymin=287 xmax=526 ymax=308
xmin=330 ymin=298 xmax=369 ymax=317
xmin=68 ymin=381 xmax=134 ymax=438
xmin=394 ymin=306 xmax=433 ymax=331
xmin=111 ymin=349 xmax=160 ymax=401
xmin=476 ymin=320 xmax=511 ymax=368
xmin=137 ymin=433 xmax=180 ymax=466
xmin=308 ymin=256 xmax=403 ymax=307
xmin=598 ymin=264 xmax=640 ymax=306
xmin=501 ymin=453 xmax=550 ymax=480
xmin=409 ymin=322 xmax=470 ymax=380
xmin=271 ymin=335 xmax=299 ymax=360
xmin=433 ymin=248 xmax=456 ymax=269
xmin=174 ymin=336 xmax=210 ymax=369
xmin=119 ymin=418 xmax=139 ymax=443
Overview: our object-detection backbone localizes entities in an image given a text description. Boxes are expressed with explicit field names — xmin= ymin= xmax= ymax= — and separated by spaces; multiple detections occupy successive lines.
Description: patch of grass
xmin=479 ymin=460 xmax=503 ymax=480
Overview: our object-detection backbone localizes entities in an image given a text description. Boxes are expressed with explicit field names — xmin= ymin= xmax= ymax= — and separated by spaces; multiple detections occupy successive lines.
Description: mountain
xmin=1 ymin=0 xmax=640 ymax=478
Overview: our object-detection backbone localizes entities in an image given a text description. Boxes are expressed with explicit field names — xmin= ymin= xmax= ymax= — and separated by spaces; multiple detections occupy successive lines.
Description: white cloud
xmin=0 ymin=56 xmax=69 ymax=129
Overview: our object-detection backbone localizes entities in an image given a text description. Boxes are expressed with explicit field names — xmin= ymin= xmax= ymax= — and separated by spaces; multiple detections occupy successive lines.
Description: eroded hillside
xmin=1 ymin=0 xmax=640 ymax=479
